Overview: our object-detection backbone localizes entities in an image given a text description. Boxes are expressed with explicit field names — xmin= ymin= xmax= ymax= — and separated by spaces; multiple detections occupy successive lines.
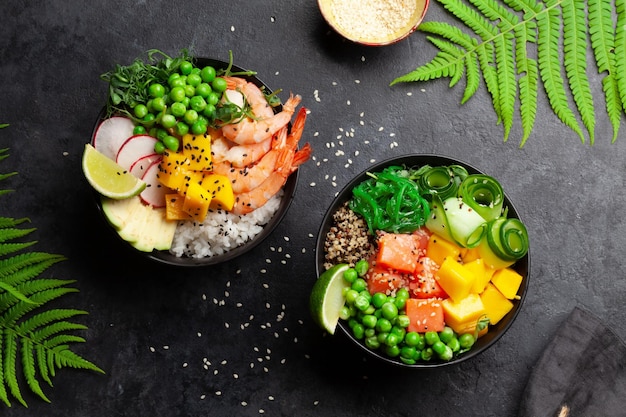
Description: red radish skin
xmin=139 ymin=159 xmax=169 ymax=208
xmin=116 ymin=135 xmax=158 ymax=170
xmin=93 ymin=116 xmax=136 ymax=160
xmin=130 ymin=154 xmax=162 ymax=178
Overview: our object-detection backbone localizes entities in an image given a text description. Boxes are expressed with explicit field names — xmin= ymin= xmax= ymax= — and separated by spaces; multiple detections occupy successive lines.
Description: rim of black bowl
xmin=315 ymin=154 xmax=530 ymax=368
xmin=90 ymin=58 xmax=299 ymax=267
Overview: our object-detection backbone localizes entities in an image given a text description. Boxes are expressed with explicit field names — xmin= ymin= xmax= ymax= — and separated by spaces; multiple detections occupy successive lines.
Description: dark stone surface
xmin=0 ymin=1 xmax=624 ymax=416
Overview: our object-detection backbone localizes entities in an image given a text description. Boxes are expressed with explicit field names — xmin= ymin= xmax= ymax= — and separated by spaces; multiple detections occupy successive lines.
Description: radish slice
xmin=93 ymin=116 xmax=136 ymax=161
xmin=116 ymin=135 xmax=158 ymax=170
xmin=140 ymin=159 xmax=169 ymax=208
xmin=130 ymin=154 xmax=162 ymax=179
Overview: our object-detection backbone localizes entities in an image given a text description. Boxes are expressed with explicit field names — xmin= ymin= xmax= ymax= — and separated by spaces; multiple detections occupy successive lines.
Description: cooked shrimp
xmin=212 ymin=146 xmax=281 ymax=194
xmin=211 ymin=136 xmax=273 ymax=168
xmin=232 ymin=143 xmax=311 ymax=215
xmin=221 ymin=93 xmax=302 ymax=145
xmin=224 ymin=76 xmax=274 ymax=119
xmin=231 ymin=108 xmax=311 ymax=215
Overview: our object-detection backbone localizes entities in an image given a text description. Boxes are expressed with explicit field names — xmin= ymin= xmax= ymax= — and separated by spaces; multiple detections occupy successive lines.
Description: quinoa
xmin=323 ymin=201 xmax=374 ymax=270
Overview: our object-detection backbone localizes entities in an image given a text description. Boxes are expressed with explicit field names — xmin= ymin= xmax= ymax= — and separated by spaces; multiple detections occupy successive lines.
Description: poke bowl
xmin=85 ymin=53 xmax=309 ymax=266
xmin=314 ymin=154 xmax=530 ymax=368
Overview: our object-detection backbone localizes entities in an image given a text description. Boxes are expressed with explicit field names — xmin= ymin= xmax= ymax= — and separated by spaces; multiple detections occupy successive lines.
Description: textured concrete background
xmin=1 ymin=1 xmax=624 ymax=416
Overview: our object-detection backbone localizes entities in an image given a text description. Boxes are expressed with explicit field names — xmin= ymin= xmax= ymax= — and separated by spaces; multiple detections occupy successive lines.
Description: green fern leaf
xmin=0 ymin=228 xmax=37 ymax=244
xmin=0 ymin=217 xmax=30 ymax=229
xmin=562 ymin=0 xmax=596 ymax=144
xmin=536 ymin=1 xmax=585 ymax=142
xmin=21 ymin=338 xmax=49 ymax=403
xmin=0 ymin=242 xmax=38 ymax=257
xmin=613 ymin=0 xmax=626 ymax=111
xmin=392 ymin=0 xmax=626 ymax=145
xmin=4 ymin=330 xmax=26 ymax=407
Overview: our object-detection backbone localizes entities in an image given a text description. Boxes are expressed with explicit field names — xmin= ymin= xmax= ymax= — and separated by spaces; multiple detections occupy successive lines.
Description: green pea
xmin=155 ymin=129 xmax=169 ymax=141
xmin=169 ymin=76 xmax=186 ymax=89
xmin=355 ymin=259 xmax=369 ymax=276
xmin=439 ymin=327 xmax=455 ymax=344
xmin=345 ymin=289 xmax=359 ymax=305
xmin=171 ymin=102 xmax=187 ymax=117
xmin=352 ymin=323 xmax=365 ymax=339
xmin=459 ymin=333 xmax=475 ymax=350
xmin=385 ymin=344 xmax=400 ymax=357
xmin=371 ymin=292 xmax=387 ymax=308
xmin=153 ymin=141 xmax=166 ymax=154
xmin=343 ymin=268 xmax=357 ymax=283
xmin=381 ymin=302 xmax=398 ymax=320
xmin=339 ymin=306 xmax=351 ymax=321
xmin=184 ymin=84 xmax=196 ymax=98
xmin=390 ymin=326 xmax=406 ymax=342
xmin=385 ymin=332 xmax=401 ymax=347
xmin=211 ymin=77 xmax=228 ymax=93
xmin=175 ymin=119 xmax=190 ymax=135
xmin=354 ymin=295 xmax=370 ymax=312
xmin=190 ymin=121 xmax=207 ymax=136
xmin=362 ymin=315 xmax=377 ymax=329
xmin=160 ymin=114 xmax=177 ymax=129
xmin=400 ymin=346 xmax=418 ymax=360
xmin=186 ymin=73 xmax=202 ymax=87
xmin=203 ymin=104 xmax=216 ymax=119
xmin=133 ymin=125 xmax=146 ymax=135
xmin=133 ymin=104 xmax=148 ymax=119
xmin=421 ymin=347 xmax=434 ymax=361
xmin=400 ymin=357 xmax=416 ymax=365
xmin=351 ymin=278 xmax=367 ymax=293
xmin=142 ymin=113 xmax=155 ymax=124
xmin=396 ymin=287 xmax=409 ymax=300
xmin=404 ymin=331 xmax=421 ymax=347
xmin=375 ymin=318 xmax=392 ymax=333
xmin=179 ymin=60 xmax=193 ymax=75
xmin=358 ymin=290 xmax=371 ymax=302
xmin=394 ymin=296 xmax=407 ymax=310
xmin=439 ymin=345 xmax=454 ymax=361
xmin=149 ymin=83 xmax=166 ymax=98
xmin=169 ymin=86 xmax=186 ymax=103
xmin=207 ymin=91 xmax=220 ymax=106
xmin=184 ymin=109 xmax=199 ymax=125
xmin=377 ymin=332 xmax=389 ymax=344
xmin=190 ymin=95 xmax=207 ymax=112
xmin=365 ymin=336 xmax=380 ymax=350
xmin=425 ymin=331 xmax=440 ymax=346
xmin=448 ymin=337 xmax=461 ymax=353
xmin=348 ymin=318 xmax=359 ymax=330
xmin=163 ymin=135 xmax=179 ymax=152
xmin=432 ymin=341 xmax=447 ymax=356
xmin=363 ymin=305 xmax=376 ymax=315
xmin=200 ymin=66 xmax=216 ymax=83
xmin=364 ymin=328 xmax=376 ymax=338
xmin=195 ymin=82 xmax=212 ymax=98
xmin=395 ymin=314 xmax=410 ymax=328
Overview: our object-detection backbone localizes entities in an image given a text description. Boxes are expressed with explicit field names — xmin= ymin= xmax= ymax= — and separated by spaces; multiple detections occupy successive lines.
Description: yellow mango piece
xmin=436 ymin=256 xmax=476 ymax=302
xmin=182 ymin=133 xmax=212 ymax=171
xmin=183 ymin=182 xmax=211 ymax=221
xmin=490 ymin=267 xmax=523 ymax=299
xmin=462 ymin=247 xmax=481 ymax=263
xmin=442 ymin=293 xmax=486 ymax=335
xmin=164 ymin=193 xmax=191 ymax=221
xmin=464 ymin=258 xmax=496 ymax=294
xmin=426 ymin=234 xmax=462 ymax=265
xmin=201 ymin=174 xmax=235 ymax=211
xmin=157 ymin=151 xmax=190 ymax=190
xmin=480 ymin=283 xmax=514 ymax=325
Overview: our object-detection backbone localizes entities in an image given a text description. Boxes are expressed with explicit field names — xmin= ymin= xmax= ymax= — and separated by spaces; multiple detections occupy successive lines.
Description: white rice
xmin=169 ymin=190 xmax=284 ymax=258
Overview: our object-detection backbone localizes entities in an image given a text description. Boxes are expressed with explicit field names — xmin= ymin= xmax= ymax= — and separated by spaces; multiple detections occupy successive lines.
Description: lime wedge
xmin=82 ymin=143 xmax=146 ymax=199
xmin=309 ymin=263 xmax=351 ymax=334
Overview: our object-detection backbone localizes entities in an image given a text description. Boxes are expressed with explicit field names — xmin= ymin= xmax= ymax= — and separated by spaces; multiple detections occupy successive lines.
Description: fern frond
xmin=495 ymin=32 xmax=517 ymax=140
xmin=0 ymin=217 xmax=30 ymax=229
xmin=21 ymin=338 xmax=49 ymax=403
xmin=0 ymin=252 xmax=65 ymax=287
xmin=614 ymin=0 xmax=626 ymax=112
xmin=0 ymin=228 xmax=37 ymax=244
xmin=463 ymin=51 xmax=481 ymax=103
xmin=390 ymin=45 xmax=463 ymax=84
xmin=536 ymin=1 xmax=585 ymax=142
xmin=16 ymin=309 xmax=88 ymax=337
xmin=439 ymin=0 xmax=499 ymax=40
xmin=4 ymin=330 xmax=26 ymax=407
xmin=476 ymin=43 xmax=503 ymax=122
xmin=562 ymin=0 xmax=596 ymax=144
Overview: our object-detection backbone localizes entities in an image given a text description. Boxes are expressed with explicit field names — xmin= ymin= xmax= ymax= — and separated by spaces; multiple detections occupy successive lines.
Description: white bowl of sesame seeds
xmin=318 ymin=0 xmax=429 ymax=46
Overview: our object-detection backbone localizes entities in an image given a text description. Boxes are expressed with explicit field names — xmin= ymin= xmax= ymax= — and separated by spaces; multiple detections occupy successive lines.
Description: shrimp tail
xmin=290 ymin=143 xmax=312 ymax=173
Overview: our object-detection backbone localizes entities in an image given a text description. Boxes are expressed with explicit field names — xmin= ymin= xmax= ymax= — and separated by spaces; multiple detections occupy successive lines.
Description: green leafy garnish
xmin=391 ymin=0 xmax=624 ymax=146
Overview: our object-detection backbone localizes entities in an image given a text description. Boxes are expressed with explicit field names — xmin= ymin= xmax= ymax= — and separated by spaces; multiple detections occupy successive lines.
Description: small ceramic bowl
xmin=315 ymin=154 xmax=530 ymax=368
xmin=318 ymin=0 xmax=429 ymax=46
xmin=91 ymin=58 xmax=299 ymax=267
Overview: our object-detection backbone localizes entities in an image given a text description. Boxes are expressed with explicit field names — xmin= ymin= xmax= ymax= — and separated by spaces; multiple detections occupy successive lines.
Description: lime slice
xmin=82 ymin=143 xmax=146 ymax=199
xmin=309 ymin=263 xmax=351 ymax=334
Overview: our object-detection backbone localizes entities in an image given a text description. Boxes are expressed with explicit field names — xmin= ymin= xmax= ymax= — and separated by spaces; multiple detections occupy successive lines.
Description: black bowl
xmin=315 ymin=154 xmax=530 ymax=368
xmin=91 ymin=58 xmax=298 ymax=267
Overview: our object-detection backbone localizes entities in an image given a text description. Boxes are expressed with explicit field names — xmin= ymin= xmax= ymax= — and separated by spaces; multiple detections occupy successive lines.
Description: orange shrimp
xmin=221 ymin=93 xmax=302 ymax=145
xmin=231 ymin=108 xmax=311 ymax=215
xmin=211 ymin=136 xmax=273 ymax=168
xmin=223 ymin=76 xmax=274 ymax=119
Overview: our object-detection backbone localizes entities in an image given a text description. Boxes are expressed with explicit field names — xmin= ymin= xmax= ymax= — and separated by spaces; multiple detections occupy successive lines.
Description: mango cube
xmin=435 ymin=256 xmax=476 ymax=302
xmin=441 ymin=293 xmax=486 ymax=335
xmin=183 ymin=182 xmax=211 ymax=221
xmin=182 ymin=133 xmax=212 ymax=171
xmin=462 ymin=247 xmax=481 ymax=263
xmin=464 ymin=258 xmax=496 ymax=294
xmin=490 ymin=267 xmax=523 ymax=299
xmin=426 ymin=235 xmax=462 ymax=266
xmin=202 ymin=174 xmax=235 ymax=211
xmin=480 ymin=283 xmax=514 ymax=325
xmin=164 ymin=193 xmax=191 ymax=221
